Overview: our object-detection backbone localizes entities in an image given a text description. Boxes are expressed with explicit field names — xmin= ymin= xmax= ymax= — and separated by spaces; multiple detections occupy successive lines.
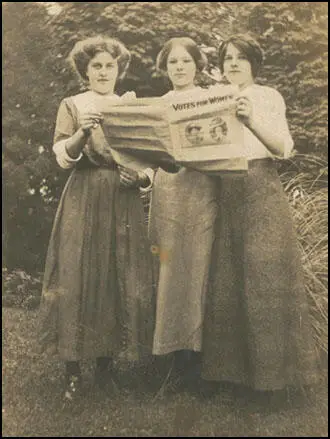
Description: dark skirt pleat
xmin=202 ymin=159 xmax=318 ymax=390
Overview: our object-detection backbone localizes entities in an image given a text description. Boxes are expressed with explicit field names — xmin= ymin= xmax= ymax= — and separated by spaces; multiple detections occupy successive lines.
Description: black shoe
xmin=63 ymin=374 xmax=82 ymax=401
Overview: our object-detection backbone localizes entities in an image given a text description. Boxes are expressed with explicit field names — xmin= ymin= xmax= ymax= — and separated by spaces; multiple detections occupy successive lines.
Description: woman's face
xmin=166 ymin=45 xmax=197 ymax=91
xmin=86 ymin=51 xmax=119 ymax=95
xmin=223 ymin=43 xmax=254 ymax=89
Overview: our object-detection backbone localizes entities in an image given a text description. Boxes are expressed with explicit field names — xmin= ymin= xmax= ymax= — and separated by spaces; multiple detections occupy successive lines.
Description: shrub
xmin=2 ymin=267 xmax=42 ymax=310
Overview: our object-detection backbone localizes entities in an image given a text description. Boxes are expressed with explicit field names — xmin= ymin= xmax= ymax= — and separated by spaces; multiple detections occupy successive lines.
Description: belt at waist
xmin=248 ymin=157 xmax=274 ymax=168
xmin=75 ymin=155 xmax=117 ymax=170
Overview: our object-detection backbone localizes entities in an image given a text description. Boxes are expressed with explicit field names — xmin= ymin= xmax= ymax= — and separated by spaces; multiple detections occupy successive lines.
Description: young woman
xmin=149 ymin=37 xmax=220 ymax=390
xmin=38 ymin=36 xmax=155 ymax=401
xmin=201 ymin=34 xmax=318 ymax=399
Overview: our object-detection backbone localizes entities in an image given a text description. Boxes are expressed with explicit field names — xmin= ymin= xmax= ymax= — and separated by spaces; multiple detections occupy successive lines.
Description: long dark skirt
xmin=202 ymin=158 xmax=318 ymax=390
xmin=38 ymin=166 xmax=155 ymax=362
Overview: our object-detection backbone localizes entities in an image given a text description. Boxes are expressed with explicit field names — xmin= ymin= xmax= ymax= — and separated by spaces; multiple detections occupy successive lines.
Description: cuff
xmin=283 ymin=138 xmax=294 ymax=159
xmin=53 ymin=139 xmax=83 ymax=169
xmin=273 ymin=138 xmax=294 ymax=160
xmin=139 ymin=167 xmax=155 ymax=192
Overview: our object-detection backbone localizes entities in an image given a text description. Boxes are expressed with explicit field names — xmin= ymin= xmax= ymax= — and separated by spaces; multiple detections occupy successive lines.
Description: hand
xmin=235 ymin=96 xmax=253 ymax=126
xmin=79 ymin=112 xmax=104 ymax=135
xmin=118 ymin=165 xmax=140 ymax=189
xmin=158 ymin=159 xmax=181 ymax=174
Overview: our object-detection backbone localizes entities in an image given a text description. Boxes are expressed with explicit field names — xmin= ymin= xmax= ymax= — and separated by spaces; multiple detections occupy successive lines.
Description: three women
xmin=40 ymin=33 xmax=318 ymax=402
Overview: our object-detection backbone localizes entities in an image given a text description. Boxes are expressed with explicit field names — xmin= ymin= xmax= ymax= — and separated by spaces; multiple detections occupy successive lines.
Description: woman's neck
xmin=89 ymin=89 xmax=116 ymax=97
xmin=238 ymin=78 xmax=255 ymax=91
xmin=172 ymin=84 xmax=197 ymax=93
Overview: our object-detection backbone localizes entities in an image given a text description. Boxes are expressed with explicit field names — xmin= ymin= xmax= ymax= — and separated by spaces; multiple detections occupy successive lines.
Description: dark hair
xmin=186 ymin=124 xmax=202 ymax=134
xmin=156 ymin=37 xmax=208 ymax=73
xmin=69 ymin=36 xmax=131 ymax=81
xmin=218 ymin=34 xmax=263 ymax=78
xmin=210 ymin=119 xmax=228 ymax=137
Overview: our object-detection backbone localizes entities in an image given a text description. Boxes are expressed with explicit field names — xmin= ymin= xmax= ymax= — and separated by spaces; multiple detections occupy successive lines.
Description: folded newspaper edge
xmin=90 ymin=85 xmax=248 ymax=175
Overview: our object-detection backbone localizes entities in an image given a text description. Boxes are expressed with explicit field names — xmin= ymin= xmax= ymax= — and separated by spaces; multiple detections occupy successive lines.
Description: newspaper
xmin=90 ymin=85 xmax=247 ymax=175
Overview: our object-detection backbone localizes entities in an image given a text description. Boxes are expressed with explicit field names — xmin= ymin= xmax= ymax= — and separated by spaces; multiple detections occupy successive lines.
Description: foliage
xmin=2 ymin=2 xmax=69 ymax=272
xmin=232 ymin=2 xmax=328 ymax=160
xmin=39 ymin=2 xmax=238 ymax=96
xmin=2 ymin=2 xmax=328 ymax=273
xmin=2 ymin=267 xmax=42 ymax=309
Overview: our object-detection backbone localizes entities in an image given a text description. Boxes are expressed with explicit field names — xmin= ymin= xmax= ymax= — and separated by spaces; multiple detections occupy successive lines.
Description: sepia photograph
xmin=2 ymin=2 xmax=328 ymax=437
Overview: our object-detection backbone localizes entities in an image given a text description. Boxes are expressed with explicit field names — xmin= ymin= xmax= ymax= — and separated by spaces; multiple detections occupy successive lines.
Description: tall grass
xmin=280 ymin=154 xmax=328 ymax=360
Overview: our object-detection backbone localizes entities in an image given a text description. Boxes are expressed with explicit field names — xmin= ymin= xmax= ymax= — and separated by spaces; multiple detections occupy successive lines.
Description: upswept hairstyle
xmin=69 ymin=36 xmax=131 ymax=81
xmin=156 ymin=37 xmax=208 ymax=73
xmin=218 ymin=34 xmax=263 ymax=78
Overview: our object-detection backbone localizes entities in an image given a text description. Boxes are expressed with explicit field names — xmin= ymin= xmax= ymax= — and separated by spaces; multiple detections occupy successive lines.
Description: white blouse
xmin=239 ymin=84 xmax=294 ymax=160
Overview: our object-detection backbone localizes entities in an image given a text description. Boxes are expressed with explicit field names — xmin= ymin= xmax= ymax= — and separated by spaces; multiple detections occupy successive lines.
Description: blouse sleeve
xmin=52 ymin=98 xmax=83 ymax=169
xmin=253 ymin=87 xmax=294 ymax=159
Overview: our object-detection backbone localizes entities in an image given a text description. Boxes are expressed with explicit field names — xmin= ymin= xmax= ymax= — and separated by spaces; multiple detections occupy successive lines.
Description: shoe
xmin=63 ymin=374 xmax=82 ymax=401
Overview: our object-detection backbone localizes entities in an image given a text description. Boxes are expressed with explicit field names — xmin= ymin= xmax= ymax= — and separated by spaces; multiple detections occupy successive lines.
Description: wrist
xmin=244 ymin=115 xmax=256 ymax=131
xmin=79 ymin=127 xmax=91 ymax=138
xmin=65 ymin=129 xmax=87 ymax=159
xmin=64 ymin=143 xmax=81 ymax=160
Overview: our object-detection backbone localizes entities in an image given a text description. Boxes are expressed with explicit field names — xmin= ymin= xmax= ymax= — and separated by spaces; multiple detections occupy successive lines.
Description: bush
xmin=2 ymin=268 xmax=42 ymax=310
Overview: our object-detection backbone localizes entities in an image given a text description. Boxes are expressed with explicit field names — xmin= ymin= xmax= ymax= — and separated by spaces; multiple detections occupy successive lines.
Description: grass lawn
xmin=2 ymin=306 xmax=328 ymax=437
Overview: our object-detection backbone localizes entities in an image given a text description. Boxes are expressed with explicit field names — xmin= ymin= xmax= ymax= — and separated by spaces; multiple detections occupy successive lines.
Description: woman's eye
xmin=168 ymin=59 xmax=177 ymax=64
